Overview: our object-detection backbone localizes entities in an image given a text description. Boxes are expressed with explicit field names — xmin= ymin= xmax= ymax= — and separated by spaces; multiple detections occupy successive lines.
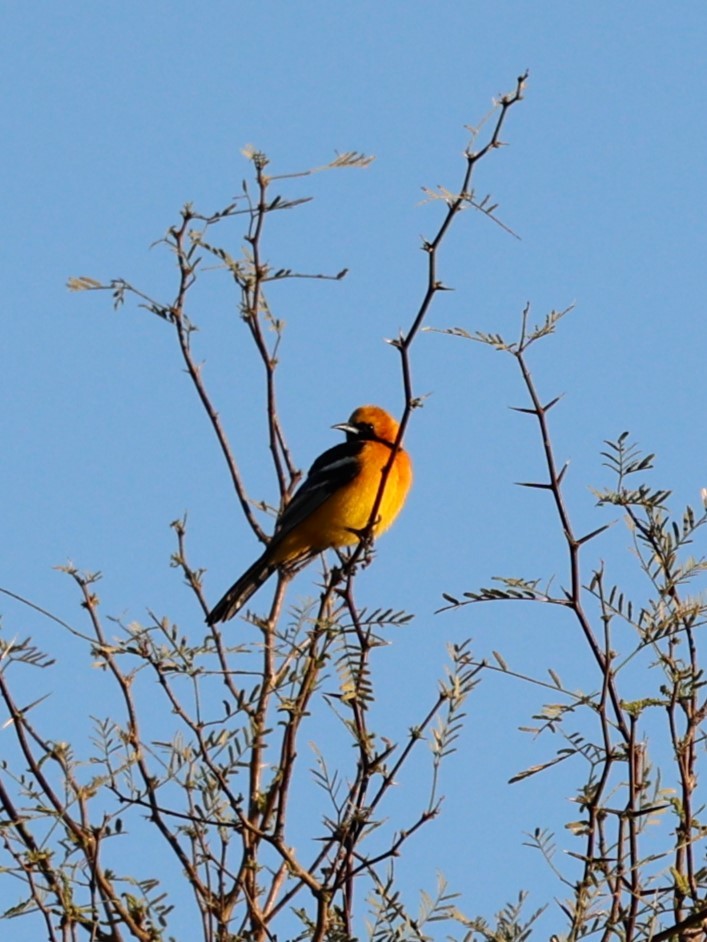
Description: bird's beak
xmin=332 ymin=421 xmax=358 ymax=435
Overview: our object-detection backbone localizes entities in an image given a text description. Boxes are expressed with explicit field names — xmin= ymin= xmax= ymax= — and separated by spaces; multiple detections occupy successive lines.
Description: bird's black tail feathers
xmin=206 ymin=554 xmax=278 ymax=625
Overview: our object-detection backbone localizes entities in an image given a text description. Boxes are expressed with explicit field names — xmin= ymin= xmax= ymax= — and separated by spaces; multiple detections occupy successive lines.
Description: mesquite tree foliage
xmin=1 ymin=77 xmax=528 ymax=942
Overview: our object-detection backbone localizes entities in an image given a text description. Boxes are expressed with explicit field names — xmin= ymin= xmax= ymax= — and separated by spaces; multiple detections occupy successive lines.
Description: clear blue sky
xmin=3 ymin=2 xmax=707 ymax=937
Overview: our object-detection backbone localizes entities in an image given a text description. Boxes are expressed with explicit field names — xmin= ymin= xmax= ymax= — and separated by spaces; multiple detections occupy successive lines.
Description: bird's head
xmin=333 ymin=405 xmax=401 ymax=446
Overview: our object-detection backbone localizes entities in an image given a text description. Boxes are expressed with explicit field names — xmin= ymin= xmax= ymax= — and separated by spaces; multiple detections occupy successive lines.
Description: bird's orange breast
xmin=271 ymin=440 xmax=412 ymax=563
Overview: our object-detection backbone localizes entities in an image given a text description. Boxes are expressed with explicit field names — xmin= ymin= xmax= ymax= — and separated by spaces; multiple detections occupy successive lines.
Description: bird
xmin=206 ymin=405 xmax=412 ymax=624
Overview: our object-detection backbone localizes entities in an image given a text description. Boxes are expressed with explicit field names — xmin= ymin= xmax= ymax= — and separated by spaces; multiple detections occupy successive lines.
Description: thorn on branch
xmin=576 ymin=524 xmax=611 ymax=546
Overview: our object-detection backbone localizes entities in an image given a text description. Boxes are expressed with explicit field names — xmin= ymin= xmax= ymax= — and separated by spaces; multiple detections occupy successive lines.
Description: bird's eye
xmin=358 ymin=422 xmax=375 ymax=438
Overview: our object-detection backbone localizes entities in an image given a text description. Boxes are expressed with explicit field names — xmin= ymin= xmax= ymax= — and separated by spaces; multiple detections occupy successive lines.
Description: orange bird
xmin=206 ymin=405 xmax=412 ymax=624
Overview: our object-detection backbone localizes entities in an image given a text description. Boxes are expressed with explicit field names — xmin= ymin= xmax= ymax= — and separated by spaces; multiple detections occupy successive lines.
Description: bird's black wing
xmin=274 ymin=440 xmax=363 ymax=538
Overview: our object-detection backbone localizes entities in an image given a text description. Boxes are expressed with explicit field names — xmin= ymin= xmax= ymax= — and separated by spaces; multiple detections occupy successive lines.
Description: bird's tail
xmin=206 ymin=554 xmax=278 ymax=625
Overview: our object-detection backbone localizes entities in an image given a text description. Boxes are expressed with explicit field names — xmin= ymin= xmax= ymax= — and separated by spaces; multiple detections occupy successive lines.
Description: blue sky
xmin=3 ymin=2 xmax=707 ymax=937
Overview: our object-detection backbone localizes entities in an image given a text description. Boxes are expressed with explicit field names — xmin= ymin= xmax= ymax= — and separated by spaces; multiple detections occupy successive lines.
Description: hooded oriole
xmin=206 ymin=405 xmax=412 ymax=624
